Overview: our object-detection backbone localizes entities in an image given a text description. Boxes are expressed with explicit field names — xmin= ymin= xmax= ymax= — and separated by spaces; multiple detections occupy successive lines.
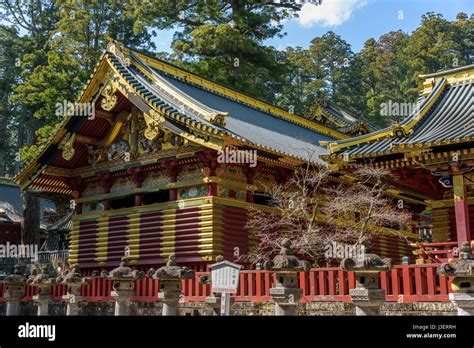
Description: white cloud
xmin=298 ymin=0 xmax=367 ymax=27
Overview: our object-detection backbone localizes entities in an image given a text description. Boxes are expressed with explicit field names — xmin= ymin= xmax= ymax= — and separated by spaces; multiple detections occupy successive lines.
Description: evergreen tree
xmin=0 ymin=25 xmax=22 ymax=176
xmin=132 ymin=0 xmax=301 ymax=101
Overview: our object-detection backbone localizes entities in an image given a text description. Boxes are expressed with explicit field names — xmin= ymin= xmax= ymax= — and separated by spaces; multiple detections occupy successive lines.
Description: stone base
xmin=33 ymin=294 xmax=51 ymax=316
xmin=449 ymin=292 xmax=474 ymax=316
xmin=204 ymin=295 xmax=236 ymax=315
xmin=6 ymin=301 xmax=21 ymax=316
xmin=275 ymin=303 xmax=298 ymax=316
xmin=111 ymin=290 xmax=134 ymax=316
xmin=269 ymin=287 xmax=302 ymax=316
xmin=349 ymin=288 xmax=385 ymax=316
xmin=63 ymin=295 xmax=85 ymax=316
xmin=158 ymin=292 xmax=182 ymax=316
xmin=4 ymin=290 xmax=23 ymax=316
xmin=269 ymin=287 xmax=302 ymax=304
xmin=0 ymin=300 xmax=460 ymax=316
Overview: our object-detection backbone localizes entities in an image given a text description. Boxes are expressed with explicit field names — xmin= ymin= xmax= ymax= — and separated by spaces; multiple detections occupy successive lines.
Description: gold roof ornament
xmin=58 ymin=132 xmax=76 ymax=161
xmin=106 ymin=40 xmax=131 ymax=67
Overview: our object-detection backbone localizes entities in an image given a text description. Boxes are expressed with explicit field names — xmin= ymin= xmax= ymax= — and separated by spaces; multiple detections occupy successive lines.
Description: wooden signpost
xmin=209 ymin=259 xmax=241 ymax=316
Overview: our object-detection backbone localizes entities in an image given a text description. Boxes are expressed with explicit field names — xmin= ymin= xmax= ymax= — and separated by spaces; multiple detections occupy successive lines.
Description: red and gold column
xmin=451 ymin=163 xmax=471 ymax=246
xmin=66 ymin=177 xmax=86 ymax=214
xmin=197 ymin=149 xmax=218 ymax=196
xmin=161 ymin=159 xmax=181 ymax=201
xmin=97 ymin=172 xmax=115 ymax=210
xmin=127 ymin=166 xmax=148 ymax=206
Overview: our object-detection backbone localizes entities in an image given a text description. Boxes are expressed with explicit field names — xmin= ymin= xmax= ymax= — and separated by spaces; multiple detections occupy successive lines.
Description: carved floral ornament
xmin=100 ymin=69 xmax=134 ymax=112
xmin=100 ymin=70 xmax=119 ymax=111
xmin=58 ymin=132 xmax=76 ymax=161
xmin=101 ymin=82 xmax=118 ymax=111
xmin=144 ymin=109 xmax=166 ymax=140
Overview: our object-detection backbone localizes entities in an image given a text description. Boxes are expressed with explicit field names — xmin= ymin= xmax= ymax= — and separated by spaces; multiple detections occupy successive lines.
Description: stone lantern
xmin=148 ymin=255 xmax=195 ymax=316
xmin=101 ymin=256 xmax=145 ymax=316
xmin=340 ymin=238 xmax=392 ymax=316
xmin=438 ymin=241 xmax=474 ymax=315
xmin=2 ymin=265 xmax=26 ymax=315
xmin=264 ymin=238 xmax=311 ymax=316
xmin=27 ymin=264 xmax=58 ymax=316
xmin=56 ymin=264 xmax=92 ymax=315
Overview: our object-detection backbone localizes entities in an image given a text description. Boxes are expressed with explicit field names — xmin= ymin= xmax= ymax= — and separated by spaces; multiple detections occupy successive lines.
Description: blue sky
xmin=153 ymin=0 xmax=473 ymax=53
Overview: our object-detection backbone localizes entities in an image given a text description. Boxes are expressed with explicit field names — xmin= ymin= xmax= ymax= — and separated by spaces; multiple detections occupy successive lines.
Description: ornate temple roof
xmin=14 ymin=40 xmax=355 ymax=192
xmin=322 ymin=65 xmax=473 ymax=166
xmin=114 ymin=51 xmax=340 ymax=161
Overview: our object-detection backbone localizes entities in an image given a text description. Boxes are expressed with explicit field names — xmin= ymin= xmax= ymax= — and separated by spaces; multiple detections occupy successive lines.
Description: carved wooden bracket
xmin=58 ymin=132 xmax=76 ymax=161
xmin=243 ymin=162 xmax=264 ymax=185
xmin=160 ymin=159 xmax=181 ymax=182
xmin=97 ymin=172 xmax=116 ymax=193
xmin=197 ymin=149 xmax=219 ymax=176
xmin=127 ymin=167 xmax=148 ymax=188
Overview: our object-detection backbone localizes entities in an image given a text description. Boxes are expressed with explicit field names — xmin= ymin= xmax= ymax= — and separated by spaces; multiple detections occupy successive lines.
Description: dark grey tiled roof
xmin=39 ymin=230 xmax=69 ymax=252
xmin=109 ymin=52 xmax=336 ymax=163
xmin=44 ymin=212 xmax=73 ymax=232
xmin=323 ymin=103 xmax=359 ymax=126
xmin=397 ymin=80 xmax=472 ymax=145
xmin=329 ymin=78 xmax=473 ymax=158
xmin=155 ymin=71 xmax=334 ymax=162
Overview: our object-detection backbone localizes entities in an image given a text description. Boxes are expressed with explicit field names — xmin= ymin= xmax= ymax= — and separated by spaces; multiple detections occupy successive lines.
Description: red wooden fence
xmin=0 ymin=264 xmax=452 ymax=303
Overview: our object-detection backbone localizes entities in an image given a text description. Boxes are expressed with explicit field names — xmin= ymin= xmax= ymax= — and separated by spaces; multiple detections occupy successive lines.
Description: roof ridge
xmin=122 ymin=45 xmax=348 ymax=140
xmin=321 ymin=78 xmax=448 ymax=153
xmin=419 ymin=64 xmax=474 ymax=78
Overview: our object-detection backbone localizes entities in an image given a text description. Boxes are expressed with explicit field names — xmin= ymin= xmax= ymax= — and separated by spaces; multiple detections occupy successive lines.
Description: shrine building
xmin=15 ymin=40 xmax=469 ymax=271
xmin=322 ymin=64 xmax=473 ymax=262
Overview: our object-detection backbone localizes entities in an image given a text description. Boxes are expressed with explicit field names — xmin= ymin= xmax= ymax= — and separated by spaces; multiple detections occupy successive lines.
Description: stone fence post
xmin=340 ymin=238 xmax=392 ymax=316
xmin=148 ymin=255 xmax=195 ymax=316
xmin=264 ymin=238 xmax=311 ymax=316
xmin=101 ymin=256 xmax=144 ymax=316
xmin=56 ymin=264 xmax=92 ymax=315
xmin=2 ymin=265 xmax=26 ymax=316
xmin=27 ymin=264 xmax=58 ymax=316
xmin=438 ymin=241 xmax=474 ymax=316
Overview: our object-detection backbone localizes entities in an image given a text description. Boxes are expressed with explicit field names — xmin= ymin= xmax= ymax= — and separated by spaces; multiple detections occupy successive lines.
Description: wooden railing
xmin=0 ymin=264 xmax=452 ymax=303
xmin=37 ymin=250 xmax=69 ymax=263
xmin=413 ymin=242 xmax=458 ymax=264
